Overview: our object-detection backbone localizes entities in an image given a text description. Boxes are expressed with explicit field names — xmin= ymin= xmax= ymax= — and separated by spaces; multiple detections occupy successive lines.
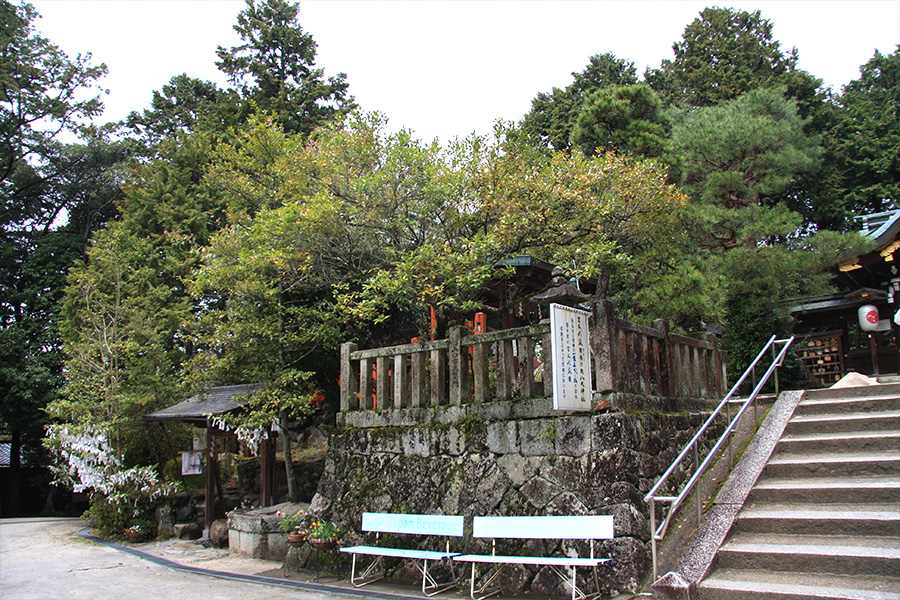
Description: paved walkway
xmin=1 ymin=518 xmax=637 ymax=600
xmin=0 ymin=518 xmax=422 ymax=600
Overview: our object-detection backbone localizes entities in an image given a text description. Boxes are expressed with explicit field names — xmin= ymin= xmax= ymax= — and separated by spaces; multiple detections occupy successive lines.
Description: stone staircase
xmin=698 ymin=384 xmax=900 ymax=599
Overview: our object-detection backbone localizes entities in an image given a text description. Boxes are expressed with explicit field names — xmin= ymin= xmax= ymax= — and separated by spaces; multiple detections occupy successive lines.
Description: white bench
xmin=340 ymin=512 xmax=464 ymax=596
xmin=453 ymin=515 xmax=614 ymax=600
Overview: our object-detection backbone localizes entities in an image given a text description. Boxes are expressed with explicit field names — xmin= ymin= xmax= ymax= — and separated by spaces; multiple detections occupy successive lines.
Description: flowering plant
xmin=276 ymin=509 xmax=309 ymax=533
xmin=306 ymin=519 xmax=340 ymax=542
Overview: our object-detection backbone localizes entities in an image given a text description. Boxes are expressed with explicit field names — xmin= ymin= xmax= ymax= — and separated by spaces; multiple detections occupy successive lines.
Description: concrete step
xmin=735 ymin=502 xmax=900 ymax=537
xmin=699 ymin=569 xmax=900 ymax=600
xmin=715 ymin=533 xmax=900 ymax=578
xmin=749 ymin=475 xmax=900 ymax=504
xmin=763 ymin=451 xmax=900 ymax=478
xmin=794 ymin=394 xmax=900 ymax=416
xmin=776 ymin=430 xmax=900 ymax=454
xmin=785 ymin=410 xmax=900 ymax=435
xmin=802 ymin=382 xmax=900 ymax=402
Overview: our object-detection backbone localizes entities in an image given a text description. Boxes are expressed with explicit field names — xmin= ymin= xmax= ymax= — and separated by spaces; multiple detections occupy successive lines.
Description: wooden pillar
xmin=541 ymin=320 xmax=553 ymax=398
xmin=517 ymin=335 xmax=535 ymax=398
xmin=411 ymin=351 xmax=426 ymax=407
xmin=375 ymin=356 xmax=389 ymax=409
xmin=340 ymin=342 xmax=359 ymax=412
xmin=393 ymin=354 xmax=409 ymax=408
xmin=359 ymin=357 xmax=373 ymax=410
xmin=430 ymin=348 xmax=446 ymax=406
xmin=448 ymin=325 xmax=468 ymax=405
xmin=259 ymin=436 xmax=275 ymax=507
xmin=472 ymin=341 xmax=490 ymax=402
xmin=204 ymin=422 xmax=216 ymax=534
xmin=591 ymin=298 xmax=617 ymax=393
xmin=496 ymin=339 xmax=514 ymax=400
xmin=654 ymin=319 xmax=674 ymax=399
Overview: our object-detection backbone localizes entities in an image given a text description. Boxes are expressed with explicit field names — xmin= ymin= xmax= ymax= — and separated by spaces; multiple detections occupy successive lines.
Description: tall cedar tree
xmin=830 ymin=47 xmax=900 ymax=216
xmin=0 ymin=1 xmax=116 ymax=515
xmin=215 ymin=0 xmax=355 ymax=137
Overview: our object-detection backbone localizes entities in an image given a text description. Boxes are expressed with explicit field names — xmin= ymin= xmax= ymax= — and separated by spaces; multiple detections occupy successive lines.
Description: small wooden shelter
xmin=144 ymin=383 xmax=276 ymax=533
xmin=790 ymin=210 xmax=900 ymax=385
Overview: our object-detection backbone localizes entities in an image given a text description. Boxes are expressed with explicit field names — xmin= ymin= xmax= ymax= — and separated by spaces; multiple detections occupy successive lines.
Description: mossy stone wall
xmin=310 ymin=397 xmax=717 ymax=596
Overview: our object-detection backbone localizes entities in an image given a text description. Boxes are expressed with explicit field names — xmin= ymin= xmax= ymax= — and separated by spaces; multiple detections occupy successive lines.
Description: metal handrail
xmin=644 ymin=334 xmax=795 ymax=580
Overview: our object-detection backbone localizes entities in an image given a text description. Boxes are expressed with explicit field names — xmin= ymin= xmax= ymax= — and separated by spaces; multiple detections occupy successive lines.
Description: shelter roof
xmin=144 ymin=383 xmax=265 ymax=424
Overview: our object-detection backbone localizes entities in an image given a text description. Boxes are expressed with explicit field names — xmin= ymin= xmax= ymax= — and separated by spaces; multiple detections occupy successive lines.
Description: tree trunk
xmin=278 ymin=410 xmax=298 ymax=502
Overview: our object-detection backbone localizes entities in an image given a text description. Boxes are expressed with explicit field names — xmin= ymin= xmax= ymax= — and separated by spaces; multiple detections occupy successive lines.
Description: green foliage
xmin=570 ymin=84 xmax=670 ymax=158
xmin=672 ymin=87 xmax=821 ymax=250
xmin=521 ymin=53 xmax=638 ymax=151
xmin=649 ymin=7 xmax=798 ymax=108
xmin=831 ymin=47 xmax=900 ymax=216
xmin=215 ymin=0 xmax=355 ymax=137
xmin=0 ymin=0 xmax=107 ymax=224
xmin=276 ymin=508 xmax=309 ymax=532
xmin=125 ymin=74 xmax=241 ymax=148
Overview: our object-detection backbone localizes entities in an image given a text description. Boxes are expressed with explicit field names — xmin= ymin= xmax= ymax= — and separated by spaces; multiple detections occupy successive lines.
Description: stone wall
xmin=309 ymin=397 xmax=720 ymax=597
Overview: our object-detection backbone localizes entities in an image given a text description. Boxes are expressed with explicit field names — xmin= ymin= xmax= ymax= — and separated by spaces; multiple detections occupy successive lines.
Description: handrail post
xmin=650 ymin=501 xmax=657 ymax=580
xmin=693 ymin=443 xmax=701 ymax=524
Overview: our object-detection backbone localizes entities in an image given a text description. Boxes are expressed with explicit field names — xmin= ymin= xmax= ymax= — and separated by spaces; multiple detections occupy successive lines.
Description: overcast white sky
xmin=29 ymin=0 xmax=900 ymax=145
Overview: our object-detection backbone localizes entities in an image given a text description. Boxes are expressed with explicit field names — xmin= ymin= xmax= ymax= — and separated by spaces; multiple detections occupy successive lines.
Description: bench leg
xmin=546 ymin=566 xmax=600 ymax=600
xmin=467 ymin=563 xmax=502 ymax=600
xmin=417 ymin=559 xmax=457 ymax=597
xmin=349 ymin=553 xmax=385 ymax=588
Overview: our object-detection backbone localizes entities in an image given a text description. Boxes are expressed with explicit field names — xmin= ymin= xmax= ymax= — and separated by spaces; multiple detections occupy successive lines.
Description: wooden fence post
xmin=653 ymin=319 xmax=674 ymax=399
xmin=340 ymin=342 xmax=359 ymax=412
xmin=448 ymin=325 xmax=468 ymax=405
xmin=393 ymin=354 xmax=409 ymax=408
xmin=411 ymin=350 xmax=426 ymax=407
xmin=591 ymin=298 xmax=617 ymax=393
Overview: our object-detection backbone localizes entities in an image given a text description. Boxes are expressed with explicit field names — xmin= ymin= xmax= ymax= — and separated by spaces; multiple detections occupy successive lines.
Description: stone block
xmin=520 ymin=476 xmax=561 ymax=509
xmin=434 ymin=405 xmax=468 ymax=426
xmin=519 ymin=419 xmax=555 ymax=456
xmin=473 ymin=401 xmax=513 ymax=422
xmin=401 ymin=427 xmax=434 ymax=457
xmin=510 ymin=397 xmax=554 ymax=420
xmin=556 ymin=416 xmax=591 ymax=456
xmin=592 ymin=413 xmax=642 ymax=451
xmin=486 ymin=421 xmax=519 ymax=454
xmin=496 ymin=454 xmax=540 ymax=487
xmin=437 ymin=427 xmax=466 ymax=456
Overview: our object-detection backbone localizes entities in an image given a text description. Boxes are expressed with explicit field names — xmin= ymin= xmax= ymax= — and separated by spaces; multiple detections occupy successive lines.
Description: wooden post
xmin=472 ymin=341 xmax=490 ymax=402
xmin=496 ymin=339 xmax=514 ymax=400
xmin=360 ymin=357 xmax=373 ymax=410
xmin=517 ymin=335 xmax=535 ymax=398
xmin=376 ymin=356 xmax=390 ymax=409
xmin=448 ymin=325 xmax=468 ymax=405
xmin=393 ymin=354 xmax=409 ymax=408
xmin=340 ymin=342 xmax=359 ymax=412
xmin=653 ymin=319 xmax=674 ymax=399
xmin=204 ymin=422 xmax=215 ymax=535
xmin=411 ymin=351 xmax=426 ymax=407
xmin=430 ymin=349 xmax=446 ymax=406
xmin=591 ymin=298 xmax=617 ymax=393
xmin=259 ymin=436 xmax=275 ymax=507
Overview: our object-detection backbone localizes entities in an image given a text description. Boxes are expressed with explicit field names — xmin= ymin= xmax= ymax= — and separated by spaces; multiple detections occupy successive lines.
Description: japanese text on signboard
xmin=550 ymin=303 xmax=592 ymax=410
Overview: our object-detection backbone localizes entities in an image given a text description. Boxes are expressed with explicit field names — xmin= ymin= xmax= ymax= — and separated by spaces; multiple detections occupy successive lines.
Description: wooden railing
xmin=340 ymin=301 xmax=725 ymax=413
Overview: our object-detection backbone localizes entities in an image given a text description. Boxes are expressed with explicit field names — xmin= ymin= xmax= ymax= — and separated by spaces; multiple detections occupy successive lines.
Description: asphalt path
xmin=0 ymin=518 xmax=369 ymax=600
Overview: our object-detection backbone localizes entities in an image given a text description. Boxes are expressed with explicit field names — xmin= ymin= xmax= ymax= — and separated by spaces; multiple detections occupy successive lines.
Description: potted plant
xmin=305 ymin=519 xmax=341 ymax=551
xmin=124 ymin=522 xmax=150 ymax=544
xmin=276 ymin=509 xmax=309 ymax=546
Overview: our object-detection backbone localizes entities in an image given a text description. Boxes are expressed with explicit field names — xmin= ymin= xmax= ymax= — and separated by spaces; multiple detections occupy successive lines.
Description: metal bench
xmin=453 ymin=515 xmax=614 ymax=600
xmin=340 ymin=512 xmax=464 ymax=596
